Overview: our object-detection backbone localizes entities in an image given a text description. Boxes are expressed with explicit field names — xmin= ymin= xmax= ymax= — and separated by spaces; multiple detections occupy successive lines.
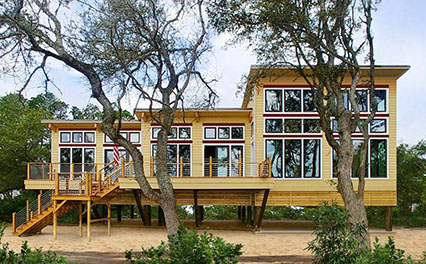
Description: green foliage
xmin=125 ymin=224 xmax=243 ymax=264
xmin=203 ymin=206 xmax=238 ymax=220
xmin=27 ymin=92 xmax=69 ymax=119
xmin=0 ymin=191 xmax=35 ymax=222
xmin=71 ymin=103 xmax=134 ymax=121
xmin=0 ymin=223 xmax=72 ymax=263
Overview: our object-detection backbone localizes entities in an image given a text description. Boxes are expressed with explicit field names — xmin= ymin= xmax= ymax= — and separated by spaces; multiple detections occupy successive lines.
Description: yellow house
xmin=13 ymin=65 xmax=409 ymax=239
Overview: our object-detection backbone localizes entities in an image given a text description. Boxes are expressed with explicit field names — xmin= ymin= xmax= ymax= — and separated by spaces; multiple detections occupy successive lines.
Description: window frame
xmin=202 ymin=143 xmax=244 ymax=177
xmin=151 ymin=143 xmax=192 ymax=177
xmin=60 ymin=132 xmax=71 ymax=143
xmin=203 ymin=126 xmax=245 ymax=140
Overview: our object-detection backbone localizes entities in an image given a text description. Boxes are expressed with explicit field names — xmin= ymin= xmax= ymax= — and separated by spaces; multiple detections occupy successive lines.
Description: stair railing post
xmin=268 ymin=157 xmax=272 ymax=178
xmin=98 ymin=171 xmax=102 ymax=193
xmin=238 ymin=157 xmax=242 ymax=177
xmin=12 ymin=212 xmax=16 ymax=233
xmin=88 ymin=172 xmax=92 ymax=195
xmin=26 ymin=200 xmax=29 ymax=222
xmin=121 ymin=157 xmax=125 ymax=178
xmin=41 ymin=164 xmax=45 ymax=180
xmin=49 ymin=163 xmax=53 ymax=180
xmin=180 ymin=156 xmax=183 ymax=177
xmin=27 ymin=163 xmax=30 ymax=180
xmin=71 ymin=163 xmax=74 ymax=180
xmin=30 ymin=211 xmax=33 ymax=220
xmin=55 ymin=171 xmax=59 ymax=195
xmin=209 ymin=156 xmax=213 ymax=178
xmin=38 ymin=194 xmax=41 ymax=214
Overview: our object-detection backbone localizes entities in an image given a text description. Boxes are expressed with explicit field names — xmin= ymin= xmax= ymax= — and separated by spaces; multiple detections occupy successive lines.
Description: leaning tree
xmin=208 ymin=0 xmax=378 ymax=243
xmin=0 ymin=0 xmax=216 ymax=235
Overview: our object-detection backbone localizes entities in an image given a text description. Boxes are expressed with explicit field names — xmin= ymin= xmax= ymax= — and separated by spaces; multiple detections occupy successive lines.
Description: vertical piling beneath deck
xmin=79 ymin=202 xmax=82 ymax=237
xmin=53 ymin=200 xmax=57 ymax=240
xmin=87 ymin=200 xmax=91 ymax=242
xmin=107 ymin=203 xmax=111 ymax=236
xmin=385 ymin=206 xmax=393 ymax=231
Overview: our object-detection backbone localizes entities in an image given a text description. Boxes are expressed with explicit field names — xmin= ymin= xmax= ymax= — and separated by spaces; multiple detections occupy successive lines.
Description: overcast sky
xmin=1 ymin=0 xmax=425 ymax=145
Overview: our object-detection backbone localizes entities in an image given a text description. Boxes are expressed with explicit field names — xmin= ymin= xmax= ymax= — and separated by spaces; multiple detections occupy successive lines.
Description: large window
xmin=265 ymin=139 xmax=320 ymax=179
xmin=152 ymin=144 xmax=191 ymax=176
xmin=204 ymin=145 xmax=243 ymax=177
xmin=59 ymin=147 xmax=95 ymax=178
xmin=332 ymin=139 xmax=387 ymax=178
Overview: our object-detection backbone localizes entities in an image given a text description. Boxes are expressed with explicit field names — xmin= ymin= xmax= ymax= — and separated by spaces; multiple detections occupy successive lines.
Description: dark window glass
xmin=84 ymin=148 xmax=95 ymax=172
xmin=167 ymin=145 xmax=178 ymax=176
xmin=84 ymin=132 xmax=95 ymax=143
xmin=218 ymin=127 xmax=230 ymax=139
xmin=265 ymin=119 xmax=283 ymax=133
xmin=204 ymin=127 xmax=216 ymax=139
xmin=370 ymin=139 xmax=387 ymax=178
xmin=265 ymin=90 xmax=282 ymax=112
xmin=285 ymin=139 xmax=301 ymax=178
xmin=232 ymin=127 xmax=244 ymax=139
xmin=179 ymin=145 xmax=191 ymax=176
xmin=370 ymin=119 xmax=386 ymax=133
xmin=231 ymin=146 xmax=243 ymax=176
xmin=284 ymin=119 xmax=302 ymax=133
xmin=352 ymin=140 xmax=368 ymax=178
xmin=332 ymin=149 xmax=338 ymax=178
xmin=373 ymin=90 xmax=386 ymax=112
xmin=304 ymin=139 xmax=320 ymax=178
xmin=179 ymin=127 xmax=191 ymax=139
xmin=72 ymin=148 xmax=83 ymax=177
xmin=168 ymin=127 xmax=177 ymax=139
xmin=129 ymin=132 xmax=140 ymax=143
xmin=60 ymin=148 xmax=71 ymax=174
xmin=152 ymin=127 xmax=160 ymax=139
xmin=266 ymin=139 xmax=282 ymax=178
xmin=284 ymin=90 xmax=301 ymax=112
xmin=304 ymin=119 xmax=321 ymax=133
xmin=355 ymin=90 xmax=368 ymax=112
xmin=303 ymin=90 xmax=316 ymax=112
xmin=104 ymin=150 xmax=113 ymax=164
xmin=72 ymin=132 xmax=83 ymax=143
xmin=60 ymin=132 xmax=70 ymax=143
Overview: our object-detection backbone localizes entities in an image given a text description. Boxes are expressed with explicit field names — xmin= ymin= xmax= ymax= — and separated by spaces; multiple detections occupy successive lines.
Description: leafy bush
xmin=125 ymin=224 xmax=243 ymax=264
xmin=307 ymin=202 xmax=426 ymax=264
xmin=0 ymin=223 xmax=72 ymax=263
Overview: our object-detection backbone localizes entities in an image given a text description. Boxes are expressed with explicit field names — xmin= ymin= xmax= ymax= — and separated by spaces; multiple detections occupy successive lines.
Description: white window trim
xmin=202 ymin=126 xmax=245 ymax=140
xmin=58 ymin=147 xmax=96 ymax=172
xmin=151 ymin=126 xmax=192 ymax=141
xmin=60 ymin=131 xmax=96 ymax=144
xmin=263 ymin=117 xmax=322 ymax=135
xmin=150 ymin=143 xmax=193 ymax=177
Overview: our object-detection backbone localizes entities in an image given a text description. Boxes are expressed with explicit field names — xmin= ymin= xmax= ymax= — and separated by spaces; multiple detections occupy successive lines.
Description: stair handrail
xmin=13 ymin=189 xmax=54 ymax=232
xmin=96 ymin=159 xmax=132 ymax=195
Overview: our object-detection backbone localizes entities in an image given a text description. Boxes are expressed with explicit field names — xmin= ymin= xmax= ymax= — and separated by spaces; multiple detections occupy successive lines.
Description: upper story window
xmin=60 ymin=131 xmax=96 ymax=144
xmin=332 ymin=118 xmax=387 ymax=134
xmin=265 ymin=118 xmax=321 ymax=134
xmin=203 ymin=126 xmax=244 ymax=140
xmin=264 ymin=88 xmax=387 ymax=113
xmin=105 ymin=131 xmax=141 ymax=143
xmin=152 ymin=126 xmax=191 ymax=140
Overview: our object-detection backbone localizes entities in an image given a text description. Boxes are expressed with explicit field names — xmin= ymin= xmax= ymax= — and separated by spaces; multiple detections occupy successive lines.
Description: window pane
xmin=266 ymin=139 xmax=282 ymax=178
xmin=265 ymin=90 xmax=282 ymax=112
xmin=129 ymin=132 xmax=140 ymax=143
xmin=303 ymin=90 xmax=316 ymax=112
xmin=355 ymin=120 xmax=365 ymax=133
xmin=179 ymin=127 xmax=191 ymax=139
xmin=231 ymin=146 xmax=243 ymax=176
xmin=284 ymin=119 xmax=302 ymax=133
xmin=60 ymin=148 xmax=71 ymax=173
xmin=72 ymin=132 xmax=83 ymax=143
xmin=105 ymin=135 xmax=113 ymax=143
xmin=60 ymin=132 xmax=70 ymax=143
xmin=304 ymin=139 xmax=320 ymax=178
xmin=370 ymin=119 xmax=386 ymax=133
xmin=104 ymin=150 xmax=113 ymax=164
xmin=218 ymin=127 xmax=230 ymax=139
xmin=374 ymin=90 xmax=386 ymax=112
xmin=285 ymin=139 xmax=301 ymax=178
xmin=179 ymin=145 xmax=191 ymax=176
xmin=120 ymin=132 xmax=127 ymax=139
xmin=84 ymin=132 xmax=95 ymax=143
xmin=152 ymin=127 xmax=160 ymax=139
xmin=355 ymin=90 xmax=368 ymax=112
xmin=332 ymin=120 xmax=338 ymax=133
xmin=204 ymin=127 xmax=216 ymax=139
xmin=284 ymin=90 xmax=301 ymax=112
xmin=168 ymin=127 xmax=177 ymax=139
xmin=265 ymin=119 xmax=283 ymax=133
xmin=232 ymin=127 xmax=244 ymax=139
xmin=352 ymin=140 xmax=368 ymax=178
xmin=72 ymin=148 xmax=83 ymax=177
xmin=304 ymin=119 xmax=321 ymax=133
xmin=370 ymin=139 xmax=387 ymax=178
xmin=332 ymin=150 xmax=338 ymax=178
xmin=217 ymin=146 xmax=229 ymax=177
xmin=84 ymin=148 xmax=95 ymax=172
xmin=167 ymin=145 xmax=178 ymax=176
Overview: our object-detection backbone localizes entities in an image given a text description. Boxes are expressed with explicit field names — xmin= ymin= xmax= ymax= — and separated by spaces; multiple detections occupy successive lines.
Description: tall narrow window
xmin=152 ymin=127 xmax=160 ymax=139
xmin=60 ymin=148 xmax=71 ymax=175
xmin=303 ymin=90 xmax=316 ymax=112
xmin=374 ymin=90 xmax=387 ymax=112
xmin=370 ymin=139 xmax=387 ymax=178
xmin=179 ymin=145 xmax=191 ymax=176
xmin=230 ymin=146 xmax=243 ymax=176
xmin=304 ymin=139 xmax=320 ymax=178
xmin=265 ymin=90 xmax=282 ymax=112
xmin=352 ymin=140 xmax=368 ymax=178
xmin=84 ymin=148 xmax=95 ymax=173
xmin=72 ymin=148 xmax=83 ymax=178
xmin=355 ymin=90 xmax=368 ymax=112
xmin=284 ymin=90 xmax=301 ymax=112
xmin=285 ymin=139 xmax=301 ymax=178
xmin=266 ymin=139 xmax=282 ymax=178
xmin=166 ymin=145 xmax=178 ymax=176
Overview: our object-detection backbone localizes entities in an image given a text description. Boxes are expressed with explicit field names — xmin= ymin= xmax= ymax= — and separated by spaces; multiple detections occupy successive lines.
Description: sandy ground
xmin=2 ymin=220 xmax=426 ymax=263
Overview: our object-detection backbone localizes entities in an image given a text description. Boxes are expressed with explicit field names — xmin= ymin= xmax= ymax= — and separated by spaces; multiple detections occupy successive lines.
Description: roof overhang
xmin=135 ymin=108 xmax=253 ymax=122
xmin=41 ymin=120 xmax=141 ymax=132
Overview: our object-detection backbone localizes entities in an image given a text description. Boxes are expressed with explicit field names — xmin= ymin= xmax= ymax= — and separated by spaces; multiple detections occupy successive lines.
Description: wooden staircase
xmin=12 ymin=157 xmax=131 ymax=237
xmin=13 ymin=200 xmax=74 ymax=236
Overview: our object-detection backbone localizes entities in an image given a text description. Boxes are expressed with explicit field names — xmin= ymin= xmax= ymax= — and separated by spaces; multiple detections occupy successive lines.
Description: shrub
xmin=125 ymin=224 xmax=243 ymax=264
xmin=0 ymin=223 xmax=72 ymax=263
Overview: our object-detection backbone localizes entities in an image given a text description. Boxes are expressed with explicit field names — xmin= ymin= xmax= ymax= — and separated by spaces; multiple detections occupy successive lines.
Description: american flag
xmin=113 ymin=142 xmax=120 ymax=166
